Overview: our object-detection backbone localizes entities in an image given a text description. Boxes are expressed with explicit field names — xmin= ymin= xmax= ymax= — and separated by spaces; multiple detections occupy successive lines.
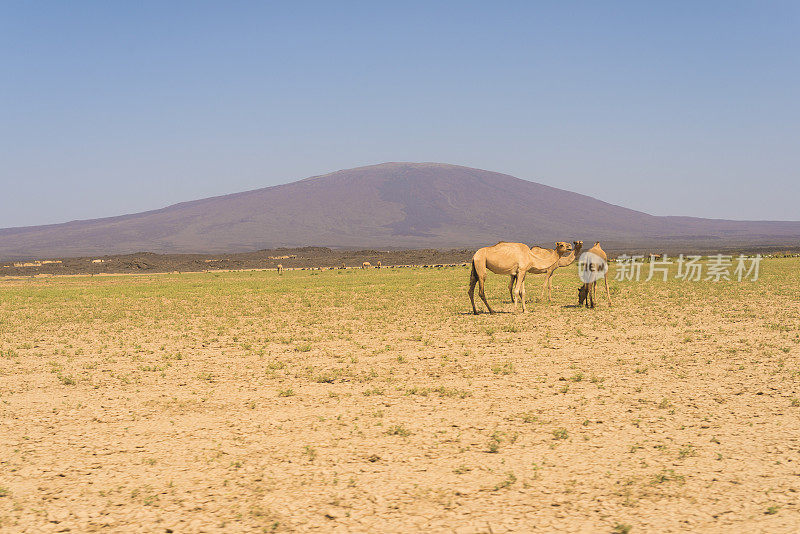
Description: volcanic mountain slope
xmin=2 ymin=162 xmax=799 ymax=260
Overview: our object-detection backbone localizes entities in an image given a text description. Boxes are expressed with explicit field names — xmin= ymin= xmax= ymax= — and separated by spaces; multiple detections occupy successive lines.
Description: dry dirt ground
xmin=1 ymin=258 xmax=799 ymax=533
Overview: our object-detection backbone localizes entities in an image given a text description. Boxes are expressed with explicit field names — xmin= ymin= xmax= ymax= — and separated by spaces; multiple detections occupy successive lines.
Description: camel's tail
xmin=469 ymin=259 xmax=478 ymax=284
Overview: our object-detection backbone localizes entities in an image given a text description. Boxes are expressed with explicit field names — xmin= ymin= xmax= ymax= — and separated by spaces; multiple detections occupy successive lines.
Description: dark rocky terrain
xmin=3 ymin=245 xmax=799 ymax=277
xmin=0 ymin=247 xmax=476 ymax=276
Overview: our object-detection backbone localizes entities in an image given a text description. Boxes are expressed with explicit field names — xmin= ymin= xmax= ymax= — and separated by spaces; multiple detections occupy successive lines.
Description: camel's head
xmin=573 ymin=241 xmax=583 ymax=254
xmin=578 ymin=284 xmax=589 ymax=306
xmin=554 ymin=241 xmax=572 ymax=256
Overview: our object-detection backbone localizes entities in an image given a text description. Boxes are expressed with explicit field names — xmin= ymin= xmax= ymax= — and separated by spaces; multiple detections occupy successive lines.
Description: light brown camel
xmin=541 ymin=240 xmax=583 ymax=301
xmin=507 ymin=241 xmax=583 ymax=303
xmin=578 ymin=242 xmax=612 ymax=308
xmin=376 ymin=261 xmax=382 ymax=269
xmin=362 ymin=262 xmax=371 ymax=269
xmin=277 ymin=264 xmax=283 ymax=274
xmin=468 ymin=241 xmax=572 ymax=314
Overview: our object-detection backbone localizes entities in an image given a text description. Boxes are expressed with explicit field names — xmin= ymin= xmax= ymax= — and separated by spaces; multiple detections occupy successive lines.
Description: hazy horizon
xmin=2 ymin=2 xmax=799 ymax=228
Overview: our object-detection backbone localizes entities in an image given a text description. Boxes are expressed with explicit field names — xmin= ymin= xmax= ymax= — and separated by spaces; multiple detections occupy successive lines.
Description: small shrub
xmin=492 ymin=362 xmax=515 ymax=375
xmin=493 ymin=472 xmax=517 ymax=490
xmin=386 ymin=425 xmax=410 ymax=436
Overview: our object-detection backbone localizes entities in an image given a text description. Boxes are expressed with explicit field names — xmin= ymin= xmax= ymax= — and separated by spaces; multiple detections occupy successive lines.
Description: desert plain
xmin=1 ymin=258 xmax=799 ymax=533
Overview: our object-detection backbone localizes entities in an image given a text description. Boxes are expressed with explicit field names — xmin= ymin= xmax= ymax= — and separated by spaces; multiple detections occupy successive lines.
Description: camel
xmin=468 ymin=241 xmax=572 ymax=314
xmin=376 ymin=261 xmax=382 ymax=269
xmin=578 ymin=242 xmax=612 ymax=308
xmin=277 ymin=264 xmax=283 ymax=274
xmin=362 ymin=262 xmax=371 ymax=269
xmin=542 ymin=240 xmax=583 ymax=301
xmin=507 ymin=241 xmax=583 ymax=303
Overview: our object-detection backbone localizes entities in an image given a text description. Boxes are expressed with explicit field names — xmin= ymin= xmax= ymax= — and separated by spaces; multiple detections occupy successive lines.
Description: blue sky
xmin=2 ymin=1 xmax=798 ymax=228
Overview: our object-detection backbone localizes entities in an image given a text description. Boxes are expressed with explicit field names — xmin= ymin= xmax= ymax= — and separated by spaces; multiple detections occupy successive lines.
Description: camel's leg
xmin=510 ymin=271 xmax=519 ymax=311
xmin=478 ymin=274 xmax=493 ymax=314
xmin=584 ymin=282 xmax=592 ymax=308
xmin=541 ymin=272 xmax=549 ymax=302
xmin=540 ymin=266 xmax=556 ymax=302
xmin=471 ymin=259 xmax=494 ymax=314
xmin=511 ymin=283 xmax=518 ymax=311
xmin=590 ymin=281 xmax=596 ymax=309
xmin=512 ymin=271 xmax=526 ymax=313
xmin=603 ymin=275 xmax=612 ymax=307
xmin=468 ymin=262 xmax=479 ymax=314
xmin=518 ymin=271 xmax=528 ymax=313
xmin=508 ymin=275 xmax=516 ymax=303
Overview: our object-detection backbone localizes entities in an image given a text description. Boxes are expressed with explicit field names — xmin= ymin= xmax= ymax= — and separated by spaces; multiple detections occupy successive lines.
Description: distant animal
xmin=376 ymin=261 xmax=382 ymax=269
xmin=362 ymin=262 xmax=371 ymax=269
xmin=578 ymin=242 xmax=612 ymax=308
xmin=469 ymin=241 xmax=572 ymax=314
xmin=277 ymin=264 xmax=283 ymax=274
xmin=508 ymin=241 xmax=583 ymax=303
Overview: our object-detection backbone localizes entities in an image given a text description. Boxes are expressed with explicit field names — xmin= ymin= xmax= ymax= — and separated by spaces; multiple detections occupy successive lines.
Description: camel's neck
xmin=557 ymin=250 xmax=575 ymax=267
xmin=528 ymin=248 xmax=561 ymax=269
xmin=558 ymin=246 xmax=582 ymax=267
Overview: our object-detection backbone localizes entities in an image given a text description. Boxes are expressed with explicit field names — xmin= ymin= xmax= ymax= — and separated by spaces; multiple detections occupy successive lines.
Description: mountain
xmin=2 ymin=162 xmax=799 ymax=260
